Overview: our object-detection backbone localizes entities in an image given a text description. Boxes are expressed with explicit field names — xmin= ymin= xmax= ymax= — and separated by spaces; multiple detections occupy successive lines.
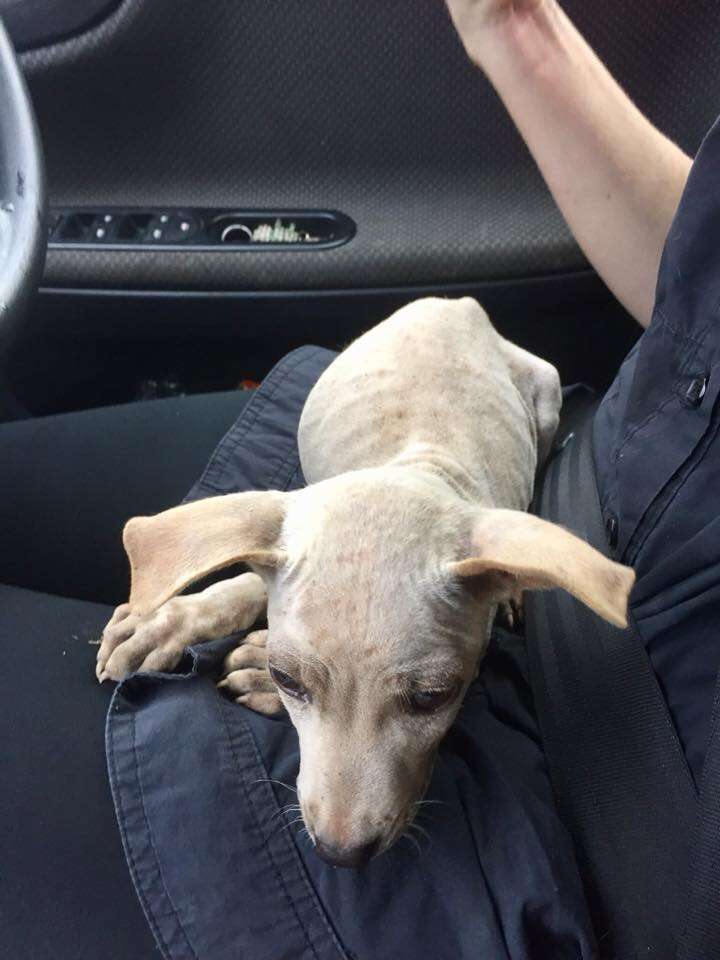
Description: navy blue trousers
xmin=106 ymin=349 xmax=596 ymax=960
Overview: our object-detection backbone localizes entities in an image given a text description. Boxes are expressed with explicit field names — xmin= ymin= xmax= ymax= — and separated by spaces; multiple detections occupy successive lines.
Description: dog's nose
xmin=314 ymin=836 xmax=382 ymax=869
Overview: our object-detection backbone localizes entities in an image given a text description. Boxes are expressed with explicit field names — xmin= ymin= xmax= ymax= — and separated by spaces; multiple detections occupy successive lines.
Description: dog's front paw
xmin=497 ymin=593 xmax=524 ymax=631
xmin=218 ymin=630 xmax=283 ymax=716
xmin=96 ymin=596 xmax=200 ymax=682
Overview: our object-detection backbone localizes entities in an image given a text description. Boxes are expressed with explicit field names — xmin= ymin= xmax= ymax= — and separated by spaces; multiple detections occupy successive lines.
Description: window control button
xmin=48 ymin=207 xmax=355 ymax=250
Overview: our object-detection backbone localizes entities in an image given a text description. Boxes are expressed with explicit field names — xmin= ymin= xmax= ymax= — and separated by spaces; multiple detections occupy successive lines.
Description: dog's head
xmin=124 ymin=470 xmax=633 ymax=868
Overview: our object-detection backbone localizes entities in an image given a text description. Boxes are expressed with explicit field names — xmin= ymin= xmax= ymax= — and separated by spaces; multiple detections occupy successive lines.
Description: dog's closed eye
xmin=268 ymin=664 xmax=309 ymax=703
xmin=403 ymin=680 xmax=461 ymax=714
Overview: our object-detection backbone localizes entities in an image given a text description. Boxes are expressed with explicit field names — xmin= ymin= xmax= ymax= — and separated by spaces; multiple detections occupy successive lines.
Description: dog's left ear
xmin=123 ymin=491 xmax=290 ymax=615
xmin=447 ymin=508 xmax=635 ymax=627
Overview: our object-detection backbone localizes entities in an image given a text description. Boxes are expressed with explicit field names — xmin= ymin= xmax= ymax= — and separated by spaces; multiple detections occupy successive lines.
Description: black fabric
xmin=677 ymin=671 xmax=720 ymax=959
xmin=20 ymin=0 xmax=720 ymax=291
xmin=525 ymin=406 xmax=698 ymax=959
xmin=579 ymin=109 xmax=720 ymax=957
xmin=0 ymin=389 xmax=249 ymax=604
xmin=593 ymin=116 xmax=720 ymax=785
xmin=0 ymin=584 xmax=158 ymax=960
xmin=0 ymin=389 xmax=252 ymax=959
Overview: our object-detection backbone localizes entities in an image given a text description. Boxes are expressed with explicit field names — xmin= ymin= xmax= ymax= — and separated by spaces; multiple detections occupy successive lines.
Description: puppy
xmin=97 ymin=297 xmax=634 ymax=867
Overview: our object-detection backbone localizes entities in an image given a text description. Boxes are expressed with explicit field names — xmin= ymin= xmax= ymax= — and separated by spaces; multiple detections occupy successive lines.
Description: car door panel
xmin=15 ymin=0 xmax=719 ymax=294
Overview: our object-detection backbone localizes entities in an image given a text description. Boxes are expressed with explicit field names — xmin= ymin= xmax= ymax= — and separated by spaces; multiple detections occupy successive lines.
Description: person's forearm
xmin=449 ymin=1 xmax=691 ymax=328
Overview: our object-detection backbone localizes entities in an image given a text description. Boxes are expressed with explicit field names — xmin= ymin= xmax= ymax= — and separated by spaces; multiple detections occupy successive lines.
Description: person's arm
xmin=445 ymin=0 xmax=692 ymax=328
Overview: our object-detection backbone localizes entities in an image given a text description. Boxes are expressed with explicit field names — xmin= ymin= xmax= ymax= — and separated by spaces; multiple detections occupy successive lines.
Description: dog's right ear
xmin=447 ymin=508 xmax=635 ymax=628
xmin=123 ymin=491 xmax=289 ymax=615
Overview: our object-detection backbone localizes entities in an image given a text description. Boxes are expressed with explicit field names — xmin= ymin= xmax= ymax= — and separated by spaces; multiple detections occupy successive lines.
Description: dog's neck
xmin=387 ymin=443 xmax=496 ymax=505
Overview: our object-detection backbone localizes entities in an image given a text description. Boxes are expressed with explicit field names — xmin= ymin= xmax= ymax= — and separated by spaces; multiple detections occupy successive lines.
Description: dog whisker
xmin=277 ymin=816 xmax=305 ymax=835
xmin=407 ymin=821 xmax=432 ymax=846
xmin=410 ymin=799 xmax=445 ymax=834
xmin=400 ymin=830 xmax=423 ymax=856
xmin=251 ymin=777 xmax=298 ymax=795
xmin=268 ymin=803 xmax=301 ymax=825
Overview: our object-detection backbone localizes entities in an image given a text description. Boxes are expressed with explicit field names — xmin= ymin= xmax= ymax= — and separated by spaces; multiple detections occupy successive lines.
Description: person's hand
xmin=444 ymin=0 xmax=549 ymax=66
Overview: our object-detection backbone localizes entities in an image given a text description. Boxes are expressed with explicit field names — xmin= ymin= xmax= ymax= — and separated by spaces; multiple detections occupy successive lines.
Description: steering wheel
xmin=0 ymin=17 xmax=46 ymax=358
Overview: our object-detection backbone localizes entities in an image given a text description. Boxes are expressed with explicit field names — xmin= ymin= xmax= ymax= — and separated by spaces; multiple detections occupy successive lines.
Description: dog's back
xmin=298 ymin=297 xmax=545 ymax=510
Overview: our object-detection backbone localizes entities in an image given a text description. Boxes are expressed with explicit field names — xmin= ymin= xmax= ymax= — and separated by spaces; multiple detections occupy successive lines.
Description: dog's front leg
xmin=96 ymin=572 xmax=267 ymax=684
xmin=217 ymin=629 xmax=281 ymax=715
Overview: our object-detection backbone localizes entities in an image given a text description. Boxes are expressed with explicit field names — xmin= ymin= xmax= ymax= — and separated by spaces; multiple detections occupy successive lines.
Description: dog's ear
xmin=123 ymin=491 xmax=289 ymax=615
xmin=447 ymin=508 xmax=634 ymax=627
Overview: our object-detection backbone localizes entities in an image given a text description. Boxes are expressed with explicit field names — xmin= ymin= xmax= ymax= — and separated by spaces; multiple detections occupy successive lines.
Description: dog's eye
xmin=269 ymin=664 xmax=308 ymax=701
xmin=408 ymin=686 xmax=456 ymax=713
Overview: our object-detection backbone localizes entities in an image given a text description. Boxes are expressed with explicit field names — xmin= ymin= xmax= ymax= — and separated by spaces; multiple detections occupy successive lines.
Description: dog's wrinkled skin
xmin=98 ymin=297 xmax=635 ymax=867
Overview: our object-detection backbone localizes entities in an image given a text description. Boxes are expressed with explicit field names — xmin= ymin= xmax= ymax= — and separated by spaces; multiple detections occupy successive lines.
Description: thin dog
xmin=97 ymin=297 xmax=634 ymax=867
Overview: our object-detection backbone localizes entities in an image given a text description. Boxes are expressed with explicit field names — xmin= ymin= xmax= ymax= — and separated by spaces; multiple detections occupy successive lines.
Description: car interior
xmin=5 ymin=0 xmax=718 ymax=429
xmin=4 ymin=4 xmax=720 ymax=959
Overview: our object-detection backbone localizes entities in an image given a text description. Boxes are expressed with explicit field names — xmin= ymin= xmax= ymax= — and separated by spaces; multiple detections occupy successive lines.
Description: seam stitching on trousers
xmin=218 ymin=697 xmax=324 ymax=960
xmin=131 ymin=709 xmax=200 ymax=960
xmin=236 ymin=708 xmax=350 ymax=959
xmin=106 ymin=701 xmax=173 ymax=960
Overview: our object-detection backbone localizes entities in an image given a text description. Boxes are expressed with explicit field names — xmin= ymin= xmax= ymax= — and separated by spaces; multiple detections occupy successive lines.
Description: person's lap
xmin=0 ymin=383 xmax=595 ymax=960
xmin=0 ymin=584 xmax=158 ymax=959
xmin=102 ymin=354 xmax=595 ymax=959
xmin=0 ymin=389 xmax=250 ymax=604
xmin=0 ymin=390 xmax=251 ymax=959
